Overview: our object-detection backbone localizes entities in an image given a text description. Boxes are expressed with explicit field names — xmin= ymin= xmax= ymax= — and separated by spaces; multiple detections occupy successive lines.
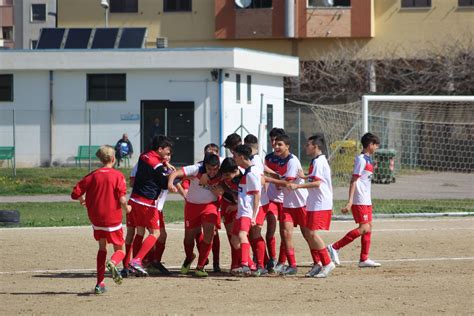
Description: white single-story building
xmin=0 ymin=47 xmax=298 ymax=167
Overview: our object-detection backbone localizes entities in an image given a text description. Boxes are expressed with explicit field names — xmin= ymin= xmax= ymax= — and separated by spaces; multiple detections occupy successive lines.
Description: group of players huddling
xmin=72 ymin=128 xmax=381 ymax=294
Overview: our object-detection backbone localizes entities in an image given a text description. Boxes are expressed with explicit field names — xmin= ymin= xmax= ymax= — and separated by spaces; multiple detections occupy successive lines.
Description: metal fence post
xmin=88 ymin=108 xmax=92 ymax=172
xmin=12 ymin=109 xmax=16 ymax=178
xmin=297 ymin=105 xmax=301 ymax=159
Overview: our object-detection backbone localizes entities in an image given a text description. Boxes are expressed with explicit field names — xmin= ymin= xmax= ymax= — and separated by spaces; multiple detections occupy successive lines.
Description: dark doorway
xmin=141 ymin=100 xmax=194 ymax=166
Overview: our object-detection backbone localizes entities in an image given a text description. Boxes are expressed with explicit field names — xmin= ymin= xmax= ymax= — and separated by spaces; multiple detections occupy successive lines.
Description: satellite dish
xmin=235 ymin=0 xmax=252 ymax=9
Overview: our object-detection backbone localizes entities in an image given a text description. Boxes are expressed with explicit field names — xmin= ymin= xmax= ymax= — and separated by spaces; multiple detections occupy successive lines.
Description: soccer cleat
xmin=195 ymin=267 xmax=208 ymax=277
xmin=151 ymin=261 xmax=171 ymax=275
xmin=129 ymin=259 xmax=149 ymax=277
xmin=106 ymin=260 xmax=123 ymax=285
xmin=213 ymin=263 xmax=222 ymax=273
xmin=280 ymin=266 xmax=298 ymax=276
xmin=252 ymin=266 xmax=269 ymax=277
xmin=305 ymin=264 xmax=322 ymax=277
xmin=359 ymin=259 xmax=381 ymax=268
xmin=314 ymin=262 xmax=336 ymax=278
xmin=327 ymin=244 xmax=341 ymax=265
xmin=273 ymin=263 xmax=287 ymax=274
xmin=266 ymin=258 xmax=277 ymax=273
xmin=180 ymin=254 xmax=196 ymax=275
xmin=120 ymin=268 xmax=133 ymax=278
xmin=230 ymin=267 xmax=241 ymax=276
xmin=94 ymin=283 xmax=106 ymax=295
xmin=241 ymin=265 xmax=252 ymax=277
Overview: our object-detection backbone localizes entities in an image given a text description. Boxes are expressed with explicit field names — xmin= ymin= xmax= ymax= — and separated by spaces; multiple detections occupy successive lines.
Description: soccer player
xmin=265 ymin=134 xmax=308 ymax=276
xmin=168 ymin=153 xmax=221 ymax=277
xmin=230 ymin=144 xmax=261 ymax=276
xmin=327 ymin=132 xmax=382 ymax=268
xmin=127 ymin=136 xmax=173 ymax=276
xmin=223 ymin=133 xmax=242 ymax=157
xmin=121 ymin=162 xmax=138 ymax=277
xmin=288 ymin=134 xmax=335 ymax=278
xmin=244 ymin=134 xmax=269 ymax=274
xmin=264 ymin=128 xmax=287 ymax=272
xmin=71 ymin=145 xmax=130 ymax=294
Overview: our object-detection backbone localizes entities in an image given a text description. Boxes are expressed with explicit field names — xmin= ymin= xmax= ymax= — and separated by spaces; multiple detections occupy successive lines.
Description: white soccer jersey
xmin=352 ymin=153 xmax=374 ymax=205
xmin=155 ymin=190 xmax=168 ymax=211
xmin=182 ymin=163 xmax=218 ymax=204
xmin=251 ymin=154 xmax=269 ymax=206
xmin=281 ymin=154 xmax=308 ymax=208
xmin=237 ymin=166 xmax=261 ymax=219
xmin=265 ymin=152 xmax=284 ymax=203
xmin=130 ymin=163 xmax=138 ymax=178
xmin=306 ymin=155 xmax=333 ymax=212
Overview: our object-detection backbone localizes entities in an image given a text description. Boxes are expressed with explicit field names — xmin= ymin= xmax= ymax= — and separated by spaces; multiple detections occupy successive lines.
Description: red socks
xmin=96 ymin=250 xmax=107 ymax=285
xmin=197 ymin=241 xmax=212 ymax=268
xmin=360 ymin=232 xmax=371 ymax=262
xmin=286 ymin=248 xmax=297 ymax=268
xmin=333 ymin=228 xmax=361 ymax=250
xmin=267 ymin=236 xmax=276 ymax=260
xmin=310 ymin=248 xmax=322 ymax=265
xmin=132 ymin=234 xmax=144 ymax=257
xmin=250 ymin=237 xmax=266 ymax=268
xmin=241 ymin=242 xmax=250 ymax=266
xmin=154 ymin=241 xmax=166 ymax=263
xmin=110 ymin=250 xmax=125 ymax=266
xmin=212 ymin=233 xmax=220 ymax=265
xmin=184 ymin=240 xmax=195 ymax=262
xmin=227 ymin=234 xmax=240 ymax=269
xmin=123 ymin=243 xmax=132 ymax=268
xmin=134 ymin=235 xmax=157 ymax=261
xmin=278 ymin=242 xmax=287 ymax=264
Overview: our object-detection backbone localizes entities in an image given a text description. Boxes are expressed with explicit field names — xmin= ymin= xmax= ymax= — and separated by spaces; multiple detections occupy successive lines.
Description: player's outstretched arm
xmin=341 ymin=175 xmax=358 ymax=213
xmin=119 ymin=195 xmax=132 ymax=214
xmin=168 ymin=169 xmax=185 ymax=192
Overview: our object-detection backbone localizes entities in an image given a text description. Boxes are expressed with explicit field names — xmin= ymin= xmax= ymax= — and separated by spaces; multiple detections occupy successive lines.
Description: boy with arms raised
xmin=327 ymin=133 xmax=381 ymax=268
xmin=288 ymin=134 xmax=335 ymax=278
xmin=71 ymin=145 xmax=130 ymax=294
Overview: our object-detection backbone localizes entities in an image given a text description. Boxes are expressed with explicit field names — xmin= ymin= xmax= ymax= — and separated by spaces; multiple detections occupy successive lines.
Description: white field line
xmin=1 ymin=257 xmax=473 ymax=275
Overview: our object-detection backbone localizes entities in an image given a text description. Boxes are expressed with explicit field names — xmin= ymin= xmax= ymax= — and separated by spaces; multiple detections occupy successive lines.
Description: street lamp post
xmin=100 ymin=0 xmax=109 ymax=28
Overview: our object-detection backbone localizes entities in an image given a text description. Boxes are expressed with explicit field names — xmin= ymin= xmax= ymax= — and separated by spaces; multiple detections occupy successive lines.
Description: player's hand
xmin=341 ymin=203 xmax=352 ymax=214
xmin=287 ymin=183 xmax=298 ymax=190
xmin=297 ymin=168 xmax=307 ymax=179
xmin=168 ymin=184 xmax=178 ymax=193
xmin=167 ymin=163 xmax=176 ymax=171
xmin=125 ymin=205 xmax=132 ymax=214
xmin=251 ymin=218 xmax=256 ymax=226
xmin=79 ymin=196 xmax=86 ymax=206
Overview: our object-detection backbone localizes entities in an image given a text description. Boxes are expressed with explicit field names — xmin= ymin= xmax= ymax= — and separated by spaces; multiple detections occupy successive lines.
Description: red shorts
xmin=267 ymin=201 xmax=282 ymax=220
xmin=232 ymin=216 xmax=251 ymax=235
xmin=216 ymin=211 xmax=222 ymax=230
xmin=128 ymin=200 xmax=160 ymax=230
xmin=159 ymin=211 xmax=166 ymax=229
xmin=221 ymin=200 xmax=237 ymax=225
xmin=184 ymin=201 xmax=219 ymax=229
xmin=126 ymin=212 xmax=135 ymax=227
xmin=93 ymin=228 xmax=124 ymax=246
xmin=352 ymin=205 xmax=373 ymax=224
xmin=305 ymin=210 xmax=332 ymax=231
xmin=255 ymin=204 xmax=269 ymax=226
xmin=281 ymin=207 xmax=307 ymax=227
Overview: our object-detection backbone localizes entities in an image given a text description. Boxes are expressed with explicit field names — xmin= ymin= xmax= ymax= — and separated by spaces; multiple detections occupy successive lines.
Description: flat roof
xmin=0 ymin=47 xmax=299 ymax=77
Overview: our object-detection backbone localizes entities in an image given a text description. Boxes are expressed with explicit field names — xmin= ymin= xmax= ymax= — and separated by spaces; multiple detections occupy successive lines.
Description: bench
xmin=0 ymin=146 xmax=14 ymax=167
xmin=75 ymin=145 xmax=101 ymax=167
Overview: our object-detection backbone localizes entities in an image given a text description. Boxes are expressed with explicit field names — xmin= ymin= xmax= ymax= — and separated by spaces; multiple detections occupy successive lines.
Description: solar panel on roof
xmin=118 ymin=28 xmax=146 ymax=49
xmin=91 ymin=28 xmax=119 ymax=49
xmin=36 ymin=28 xmax=66 ymax=49
xmin=64 ymin=28 xmax=92 ymax=49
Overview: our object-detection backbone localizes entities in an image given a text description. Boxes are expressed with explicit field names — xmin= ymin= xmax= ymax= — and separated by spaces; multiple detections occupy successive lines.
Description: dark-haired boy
xmin=168 ymin=153 xmax=221 ymax=277
xmin=327 ymin=132 xmax=381 ymax=268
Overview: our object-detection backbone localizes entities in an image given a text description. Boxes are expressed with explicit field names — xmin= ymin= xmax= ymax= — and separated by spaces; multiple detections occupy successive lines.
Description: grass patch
xmin=0 ymin=201 xmax=183 ymax=227
xmin=1 ymin=200 xmax=472 ymax=228
xmin=0 ymin=167 xmax=132 ymax=196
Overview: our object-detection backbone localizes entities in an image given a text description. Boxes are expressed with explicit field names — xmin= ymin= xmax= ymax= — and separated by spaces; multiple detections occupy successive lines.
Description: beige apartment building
xmin=56 ymin=0 xmax=474 ymax=60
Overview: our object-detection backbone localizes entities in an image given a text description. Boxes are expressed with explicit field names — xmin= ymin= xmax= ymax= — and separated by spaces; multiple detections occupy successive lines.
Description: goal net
xmin=285 ymin=95 xmax=474 ymax=216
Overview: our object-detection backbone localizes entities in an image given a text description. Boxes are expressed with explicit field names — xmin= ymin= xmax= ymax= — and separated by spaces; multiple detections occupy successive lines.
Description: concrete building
xmin=56 ymin=0 xmax=474 ymax=60
xmin=0 ymin=0 xmax=14 ymax=48
xmin=0 ymin=47 xmax=298 ymax=167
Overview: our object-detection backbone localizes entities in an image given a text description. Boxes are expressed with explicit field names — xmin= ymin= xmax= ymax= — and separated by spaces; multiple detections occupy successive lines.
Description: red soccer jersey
xmin=71 ymin=167 xmax=127 ymax=228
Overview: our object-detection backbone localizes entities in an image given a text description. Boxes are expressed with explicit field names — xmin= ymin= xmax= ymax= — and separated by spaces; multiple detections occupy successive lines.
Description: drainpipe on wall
xmin=218 ymin=69 xmax=224 ymax=157
xmin=49 ymin=70 xmax=54 ymax=166
xmin=285 ymin=0 xmax=295 ymax=38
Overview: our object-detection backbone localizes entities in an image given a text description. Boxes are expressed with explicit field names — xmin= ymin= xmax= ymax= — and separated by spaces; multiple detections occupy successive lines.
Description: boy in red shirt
xmin=71 ymin=145 xmax=131 ymax=294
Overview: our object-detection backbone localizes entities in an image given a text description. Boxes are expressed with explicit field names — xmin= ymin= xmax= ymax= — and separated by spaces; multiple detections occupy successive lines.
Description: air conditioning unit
xmin=156 ymin=37 xmax=168 ymax=49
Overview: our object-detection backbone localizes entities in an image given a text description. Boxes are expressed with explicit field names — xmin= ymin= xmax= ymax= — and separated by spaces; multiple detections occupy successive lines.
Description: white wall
xmin=52 ymin=69 xmax=219 ymax=166
xmin=221 ymin=70 xmax=284 ymax=155
xmin=0 ymin=71 xmax=50 ymax=166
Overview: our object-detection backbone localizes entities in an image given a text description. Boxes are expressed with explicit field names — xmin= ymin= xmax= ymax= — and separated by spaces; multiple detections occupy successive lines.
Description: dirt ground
xmin=1 ymin=218 xmax=473 ymax=315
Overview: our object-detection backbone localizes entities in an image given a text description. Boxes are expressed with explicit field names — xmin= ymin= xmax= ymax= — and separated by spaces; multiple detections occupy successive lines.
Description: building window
xmin=2 ymin=27 xmax=13 ymax=40
xmin=164 ymin=0 xmax=192 ymax=12
xmin=87 ymin=74 xmax=126 ymax=101
xmin=308 ymin=0 xmax=350 ymax=7
xmin=401 ymin=0 xmax=431 ymax=8
xmin=31 ymin=40 xmax=38 ymax=49
xmin=247 ymin=75 xmax=252 ymax=103
xmin=0 ymin=74 xmax=13 ymax=102
xmin=236 ymin=0 xmax=272 ymax=9
xmin=110 ymin=0 xmax=138 ymax=13
xmin=31 ymin=4 xmax=46 ymax=22
xmin=236 ymin=74 xmax=241 ymax=103
xmin=458 ymin=0 xmax=474 ymax=6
